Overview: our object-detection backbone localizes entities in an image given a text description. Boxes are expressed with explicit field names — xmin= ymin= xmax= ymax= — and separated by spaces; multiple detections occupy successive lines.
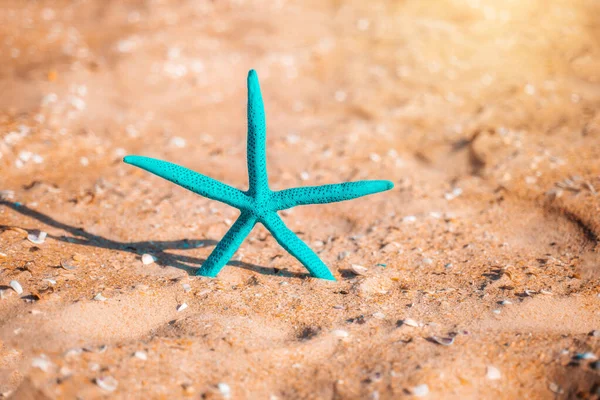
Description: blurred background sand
xmin=1 ymin=0 xmax=600 ymax=398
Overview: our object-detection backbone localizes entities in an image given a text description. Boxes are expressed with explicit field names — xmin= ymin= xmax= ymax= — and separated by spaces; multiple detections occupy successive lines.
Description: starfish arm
xmin=246 ymin=70 xmax=269 ymax=200
xmin=271 ymin=180 xmax=394 ymax=210
xmin=261 ymin=212 xmax=335 ymax=280
xmin=197 ymin=212 xmax=257 ymax=277
xmin=124 ymin=155 xmax=251 ymax=210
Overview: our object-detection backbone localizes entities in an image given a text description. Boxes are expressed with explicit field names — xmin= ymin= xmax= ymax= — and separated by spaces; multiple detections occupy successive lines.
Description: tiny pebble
xmin=412 ymin=384 xmax=429 ymax=397
xmin=9 ymin=280 xmax=23 ymax=295
xmin=142 ymin=254 xmax=156 ymax=265
xmin=27 ymin=231 xmax=47 ymax=244
xmin=403 ymin=215 xmax=417 ymax=223
xmin=177 ymin=303 xmax=188 ymax=312
xmin=134 ymin=351 xmax=147 ymax=360
xmin=486 ymin=365 xmax=501 ymax=380
xmin=492 ymin=309 xmax=501 ymax=315
xmin=500 ymin=300 xmax=512 ymax=305
xmin=372 ymin=312 xmax=386 ymax=320
xmin=182 ymin=283 xmax=192 ymax=292
xmin=95 ymin=376 xmax=118 ymax=392
xmin=590 ymin=330 xmax=600 ymax=337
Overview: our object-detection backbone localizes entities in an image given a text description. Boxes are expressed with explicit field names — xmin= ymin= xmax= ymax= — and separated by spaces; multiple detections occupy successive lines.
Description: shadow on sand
xmin=0 ymin=200 xmax=308 ymax=278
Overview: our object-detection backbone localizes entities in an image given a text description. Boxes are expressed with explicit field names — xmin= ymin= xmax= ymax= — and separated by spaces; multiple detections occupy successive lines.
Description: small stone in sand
xmin=9 ymin=280 xmax=23 ymax=295
xmin=134 ymin=351 xmax=147 ymax=360
xmin=486 ymin=365 xmax=501 ymax=380
xmin=95 ymin=376 xmax=118 ymax=392
xmin=182 ymin=283 xmax=192 ymax=292
xmin=27 ymin=231 xmax=47 ymax=244
xmin=589 ymin=330 xmax=600 ymax=337
xmin=412 ymin=384 xmax=429 ymax=397
xmin=500 ymin=300 xmax=512 ymax=305
xmin=142 ymin=254 xmax=156 ymax=265
xmin=372 ymin=312 xmax=386 ymax=320
xmin=177 ymin=303 xmax=188 ymax=312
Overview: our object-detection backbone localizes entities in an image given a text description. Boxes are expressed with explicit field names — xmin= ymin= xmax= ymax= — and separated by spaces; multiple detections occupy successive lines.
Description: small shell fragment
xmin=574 ymin=352 xmax=597 ymax=360
xmin=95 ymin=376 xmax=118 ymax=392
xmin=93 ymin=293 xmax=107 ymax=302
xmin=60 ymin=260 xmax=77 ymax=270
xmin=500 ymin=300 xmax=512 ymax=305
xmin=9 ymin=280 xmax=23 ymax=295
xmin=401 ymin=318 xmax=420 ymax=328
xmin=182 ymin=283 xmax=192 ymax=292
xmin=332 ymin=329 xmax=349 ymax=338
xmin=141 ymin=254 xmax=156 ymax=265
xmin=218 ymin=382 xmax=231 ymax=399
xmin=133 ymin=351 xmax=147 ymax=360
xmin=177 ymin=303 xmax=188 ymax=312
xmin=372 ymin=312 xmax=386 ymax=320
xmin=486 ymin=365 xmax=501 ymax=380
xmin=430 ymin=336 xmax=454 ymax=346
xmin=350 ymin=264 xmax=368 ymax=276
xmin=27 ymin=231 xmax=47 ymax=244
xmin=412 ymin=384 xmax=429 ymax=397
xmin=31 ymin=354 xmax=53 ymax=372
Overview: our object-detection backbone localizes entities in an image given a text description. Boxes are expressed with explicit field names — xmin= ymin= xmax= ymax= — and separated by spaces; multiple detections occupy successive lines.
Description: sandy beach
xmin=1 ymin=0 xmax=600 ymax=398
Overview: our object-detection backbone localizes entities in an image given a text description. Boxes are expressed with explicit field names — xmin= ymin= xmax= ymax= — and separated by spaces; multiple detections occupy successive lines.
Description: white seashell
xmin=402 ymin=215 xmax=417 ymax=223
xmin=60 ymin=260 xmax=77 ymax=270
xmin=500 ymin=300 xmax=512 ymax=305
xmin=27 ymin=231 xmax=47 ymax=244
xmin=177 ymin=303 xmax=188 ymax=312
xmin=31 ymin=354 xmax=53 ymax=372
xmin=350 ymin=264 xmax=368 ymax=276
xmin=540 ymin=289 xmax=553 ymax=295
xmin=93 ymin=293 xmax=107 ymax=302
xmin=218 ymin=383 xmax=231 ymax=399
xmin=332 ymin=329 xmax=349 ymax=338
xmin=372 ymin=312 xmax=386 ymax=320
xmin=402 ymin=318 xmax=420 ymax=327
xmin=182 ymin=283 xmax=192 ymax=292
xmin=486 ymin=365 xmax=501 ymax=380
xmin=141 ymin=254 xmax=156 ymax=265
xmin=134 ymin=351 xmax=147 ymax=360
xmin=95 ymin=376 xmax=118 ymax=392
xmin=9 ymin=280 xmax=23 ymax=295
xmin=430 ymin=336 xmax=454 ymax=346
xmin=412 ymin=384 xmax=429 ymax=397
xmin=64 ymin=348 xmax=83 ymax=357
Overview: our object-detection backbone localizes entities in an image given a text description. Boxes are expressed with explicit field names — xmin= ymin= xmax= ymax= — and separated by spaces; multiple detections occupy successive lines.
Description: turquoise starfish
xmin=124 ymin=70 xmax=393 ymax=280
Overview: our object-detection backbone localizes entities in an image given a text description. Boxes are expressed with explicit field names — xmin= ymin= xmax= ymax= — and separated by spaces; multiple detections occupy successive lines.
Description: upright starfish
xmin=124 ymin=70 xmax=393 ymax=280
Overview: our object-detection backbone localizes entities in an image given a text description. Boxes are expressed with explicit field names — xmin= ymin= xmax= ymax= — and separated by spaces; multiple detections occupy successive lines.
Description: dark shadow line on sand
xmin=0 ymin=200 xmax=309 ymax=279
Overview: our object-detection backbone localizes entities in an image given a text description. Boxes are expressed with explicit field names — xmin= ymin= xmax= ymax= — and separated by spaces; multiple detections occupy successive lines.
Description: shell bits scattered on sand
xmin=27 ymin=231 xmax=47 ymax=244
xmin=124 ymin=70 xmax=393 ymax=280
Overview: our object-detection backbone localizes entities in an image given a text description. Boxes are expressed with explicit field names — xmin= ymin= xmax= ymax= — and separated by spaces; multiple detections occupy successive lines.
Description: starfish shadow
xmin=0 ymin=200 xmax=307 ymax=278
